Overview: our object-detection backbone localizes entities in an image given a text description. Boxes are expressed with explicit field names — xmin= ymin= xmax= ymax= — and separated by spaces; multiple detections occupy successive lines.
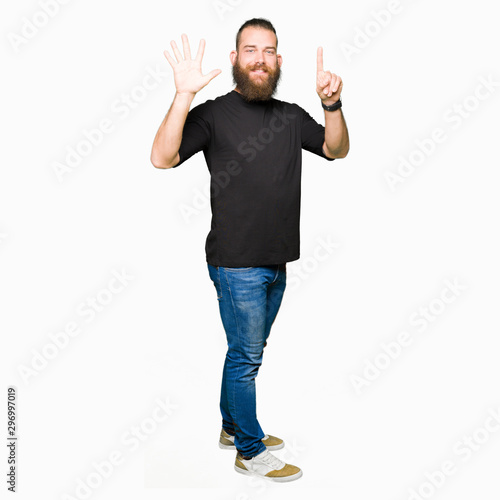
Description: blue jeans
xmin=207 ymin=263 xmax=287 ymax=458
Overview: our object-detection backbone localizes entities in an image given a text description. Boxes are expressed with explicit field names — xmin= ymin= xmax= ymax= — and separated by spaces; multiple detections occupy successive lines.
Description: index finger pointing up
xmin=317 ymin=46 xmax=324 ymax=72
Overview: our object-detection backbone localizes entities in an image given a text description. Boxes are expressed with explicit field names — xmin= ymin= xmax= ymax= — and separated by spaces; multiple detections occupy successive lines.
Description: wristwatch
xmin=321 ymin=99 xmax=342 ymax=112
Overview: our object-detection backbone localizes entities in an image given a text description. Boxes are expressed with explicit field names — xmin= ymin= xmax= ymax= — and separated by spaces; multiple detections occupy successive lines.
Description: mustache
xmin=249 ymin=64 xmax=269 ymax=72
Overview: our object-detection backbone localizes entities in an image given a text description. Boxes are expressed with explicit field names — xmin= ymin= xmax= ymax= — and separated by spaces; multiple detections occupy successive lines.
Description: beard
xmin=232 ymin=57 xmax=281 ymax=102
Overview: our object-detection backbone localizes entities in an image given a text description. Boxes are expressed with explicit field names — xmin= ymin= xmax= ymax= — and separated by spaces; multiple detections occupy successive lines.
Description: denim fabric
xmin=207 ymin=263 xmax=287 ymax=457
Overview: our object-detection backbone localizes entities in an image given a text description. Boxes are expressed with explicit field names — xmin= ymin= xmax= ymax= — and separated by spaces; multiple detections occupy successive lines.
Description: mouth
xmin=251 ymin=69 xmax=267 ymax=75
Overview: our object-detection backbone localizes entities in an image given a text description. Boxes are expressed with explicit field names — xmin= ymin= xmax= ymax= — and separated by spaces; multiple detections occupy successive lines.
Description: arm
xmin=150 ymin=92 xmax=194 ymax=169
xmin=323 ymin=107 xmax=349 ymax=159
xmin=150 ymin=34 xmax=221 ymax=169
xmin=316 ymin=46 xmax=350 ymax=159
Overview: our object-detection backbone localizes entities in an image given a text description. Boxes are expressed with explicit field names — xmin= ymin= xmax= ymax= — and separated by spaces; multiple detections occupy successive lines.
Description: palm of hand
xmin=164 ymin=34 xmax=221 ymax=96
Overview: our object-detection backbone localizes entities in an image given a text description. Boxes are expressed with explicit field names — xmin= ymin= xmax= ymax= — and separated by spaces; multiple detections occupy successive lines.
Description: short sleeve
xmin=174 ymin=102 xmax=212 ymax=168
xmin=300 ymin=106 xmax=335 ymax=162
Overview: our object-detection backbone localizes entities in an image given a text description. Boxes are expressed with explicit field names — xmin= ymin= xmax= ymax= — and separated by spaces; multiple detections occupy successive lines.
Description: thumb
xmin=203 ymin=69 xmax=222 ymax=85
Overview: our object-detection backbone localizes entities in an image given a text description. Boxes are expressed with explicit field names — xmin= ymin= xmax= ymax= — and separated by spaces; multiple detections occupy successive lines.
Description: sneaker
xmin=234 ymin=449 xmax=302 ymax=482
xmin=219 ymin=428 xmax=284 ymax=451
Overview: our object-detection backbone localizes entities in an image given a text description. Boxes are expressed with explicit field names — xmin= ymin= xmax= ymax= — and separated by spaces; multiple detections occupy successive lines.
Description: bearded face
xmin=232 ymin=55 xmax=282 ymax=102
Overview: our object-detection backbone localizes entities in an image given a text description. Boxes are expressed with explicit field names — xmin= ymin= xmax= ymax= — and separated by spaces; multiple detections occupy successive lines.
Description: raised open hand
xmin=164 ymin=34 xmax=221 ymax=96
xmin=316 ymin=46 xmax=343 ymax=105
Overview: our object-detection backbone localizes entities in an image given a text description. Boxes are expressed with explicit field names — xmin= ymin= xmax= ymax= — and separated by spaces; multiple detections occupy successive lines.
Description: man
xmin=150 ymin=18 xmax=349 ymax=482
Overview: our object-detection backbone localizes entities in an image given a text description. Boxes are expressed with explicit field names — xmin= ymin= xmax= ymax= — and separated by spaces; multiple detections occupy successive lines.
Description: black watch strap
xmin=322 ymin=99 xmax=342 ymax=112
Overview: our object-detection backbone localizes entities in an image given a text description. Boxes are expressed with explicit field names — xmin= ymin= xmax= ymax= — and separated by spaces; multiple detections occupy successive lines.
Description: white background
xmin=1 ymin=0 xmax=500 ymax=499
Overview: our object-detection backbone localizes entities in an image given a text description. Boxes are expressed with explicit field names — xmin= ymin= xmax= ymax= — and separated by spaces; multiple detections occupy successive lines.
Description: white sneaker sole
xmin=219 ymin=442 xmax=236 ymax=450
xmin=234 ymin=465 xmax=303 ymax=482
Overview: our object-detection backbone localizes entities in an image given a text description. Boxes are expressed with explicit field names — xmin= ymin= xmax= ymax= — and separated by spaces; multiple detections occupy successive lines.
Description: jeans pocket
xmin=208 ymin=264 xmax=223 ymax=299
xmin=213 ymin=282 xmax=222 ymax=300
xmin=223 ymin=267 xmax=253 ymax=272
xmin=214 ymin=267 xmax=223 ymax=300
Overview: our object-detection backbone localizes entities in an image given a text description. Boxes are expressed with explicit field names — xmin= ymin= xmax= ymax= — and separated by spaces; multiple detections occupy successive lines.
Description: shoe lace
xmin=259 ymin=450 xmax=285 ymax=470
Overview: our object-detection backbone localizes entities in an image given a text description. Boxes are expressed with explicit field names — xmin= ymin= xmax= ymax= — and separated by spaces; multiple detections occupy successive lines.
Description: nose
xmin=255 ymin=51 xmax=265 ymax=64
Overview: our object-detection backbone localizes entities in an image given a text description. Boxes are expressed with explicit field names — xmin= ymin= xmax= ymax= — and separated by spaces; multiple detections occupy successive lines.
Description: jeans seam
xmin=216 ymin=266 xmax=222 ymax=299
xmin=220 ymin=268 xmax=243 ymax=441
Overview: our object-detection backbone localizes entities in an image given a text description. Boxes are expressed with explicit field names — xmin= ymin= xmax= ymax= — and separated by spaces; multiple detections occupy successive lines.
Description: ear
xmin=277 ymin=54 xmax=283 ymax=67
xmin=230 ymin=50 xmax=237 ymax=66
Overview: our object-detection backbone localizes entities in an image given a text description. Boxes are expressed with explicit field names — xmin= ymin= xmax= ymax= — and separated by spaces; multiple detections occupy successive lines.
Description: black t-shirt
xmin=175 ymin=89 xmax=334 ymax=267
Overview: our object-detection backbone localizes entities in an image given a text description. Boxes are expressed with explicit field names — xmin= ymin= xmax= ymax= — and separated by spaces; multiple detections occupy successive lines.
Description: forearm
xmin=150 ymin=92 xmax=195 ymax=169
xmin=323 ymin=108 xmax=349 ymax=159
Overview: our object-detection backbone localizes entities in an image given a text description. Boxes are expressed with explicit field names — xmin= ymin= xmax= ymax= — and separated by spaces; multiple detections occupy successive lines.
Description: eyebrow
xmin=242 ymin=44 xmax=276 ymax=50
